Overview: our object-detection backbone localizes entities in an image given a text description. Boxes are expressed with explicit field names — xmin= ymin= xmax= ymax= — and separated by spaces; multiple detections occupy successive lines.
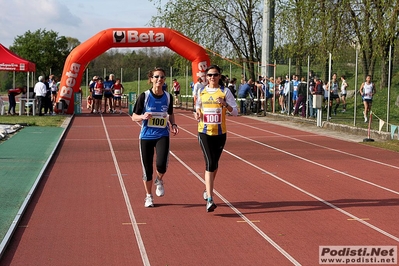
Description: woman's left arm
xmin=224 ymin=89 xmax=238 ymax=116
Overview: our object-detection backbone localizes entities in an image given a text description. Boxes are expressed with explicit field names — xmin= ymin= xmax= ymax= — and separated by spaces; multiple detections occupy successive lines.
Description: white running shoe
xmin=144 ymin=195 xmax=154 ymax=207
xmin=364 ymin=116 xmax=368 ymax=123
xmin=154 ymin=178 xmax=165 ymax=197
xmin=203 ymin=190 xmax=207 ymax=201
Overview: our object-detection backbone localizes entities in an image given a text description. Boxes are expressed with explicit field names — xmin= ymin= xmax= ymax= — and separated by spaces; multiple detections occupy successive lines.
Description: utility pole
xmin=261 ymin=0 xmax=275 ymax=78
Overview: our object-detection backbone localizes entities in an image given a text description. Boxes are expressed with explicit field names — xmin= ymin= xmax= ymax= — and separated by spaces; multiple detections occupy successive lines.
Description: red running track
xmin=1 ymin=109 xmax=399 ymax=266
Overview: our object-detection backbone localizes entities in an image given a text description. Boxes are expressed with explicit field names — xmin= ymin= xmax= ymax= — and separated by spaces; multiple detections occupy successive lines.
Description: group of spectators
xmin=5 ymin=74 xmax=59 ymax=116
xmin=32 ymin=74 xmax=59 ymax=116
xmin=88 ymin=74 xmax=125 ymax=114
xmin=225 ymin=71 xmax=375 ymax=122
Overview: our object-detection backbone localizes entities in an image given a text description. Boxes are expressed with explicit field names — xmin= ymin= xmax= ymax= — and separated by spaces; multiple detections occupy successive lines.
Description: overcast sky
xmin=0 ymin=0 xmax=158 ymax=48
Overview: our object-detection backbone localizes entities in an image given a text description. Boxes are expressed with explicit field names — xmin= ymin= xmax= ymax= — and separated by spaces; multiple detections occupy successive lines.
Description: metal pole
xmin=186 ymin=65 xmax=189 ymax=109
xmin=354 ymin=49 xmax=358 ymax=126
xmin=86 ymin=68 xmax=88 ymax=98
xmin=306 ymin=55 xmax=310 ymax=118
xmin=327 ymin=53 xmax=331 ymax=120
xmin=121 ymin=68 xmax=123 ymax=84
xmin=273 ymin=60 xmax=276 ymax=113
xmin=170 ymin=66 xmax=173 ymax=93
xmin=138 ymin=67 xmax=140 ymax=94
xmin=386 ymin=45 xmax=392 ymax=131
xmin=287 ymin=58 xmax=291 ymax=114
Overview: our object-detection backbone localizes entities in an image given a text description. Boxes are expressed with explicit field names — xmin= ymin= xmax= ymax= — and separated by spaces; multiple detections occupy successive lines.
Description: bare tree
xmin=149 ymin=0 xmax=263 ymax=80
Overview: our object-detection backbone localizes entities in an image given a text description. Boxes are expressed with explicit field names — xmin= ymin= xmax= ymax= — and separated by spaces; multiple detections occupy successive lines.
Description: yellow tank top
xmin=198 ymin=87 xmax=227 ymax=135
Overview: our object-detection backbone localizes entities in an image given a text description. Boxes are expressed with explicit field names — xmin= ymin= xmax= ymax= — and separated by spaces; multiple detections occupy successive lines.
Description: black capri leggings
xmin=140 ymin=136 xmax=170 ymax=181
xmin=198 ymin=133 xmax=227 ymax=172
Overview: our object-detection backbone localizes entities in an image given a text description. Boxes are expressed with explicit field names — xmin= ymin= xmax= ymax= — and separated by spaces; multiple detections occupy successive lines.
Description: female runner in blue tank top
xmin=132 ymin=67 xmax=179 ymax=208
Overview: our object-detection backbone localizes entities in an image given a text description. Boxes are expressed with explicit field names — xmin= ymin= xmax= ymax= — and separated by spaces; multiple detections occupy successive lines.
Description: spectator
xmin=192 ymin=77 xmax=205 ymax=110
xmin=292 ymin=75 xmax=299 ymax=108
xmin=103 ymin=76 xmax=114 ymax=113
xmin=93 ymin=77 xmax=104 ymax=114
xmin=308 ymin=76 xmax=316 ymax=118
xmin=7 ymin=86 xmax=27 ymax=115
xmin=237 ymin=78 xmax=254 ymax=115
xmin=359 ymin=75 xmax=376 ymax=123
xmin=112 ymin=78 xmax=124 ymax=114
xmin=280 ymin=75 xmax=291 ymax=113
xmin=172 ymin=78 xmax=181 ymax=106
xmin=327 ymin=73 xmax=340 ymax=116
xmin=89 ymin=76 xmax=98 ymax=113
xmin=340 ymin=75 xmax=348 ymax=112
xmin=49 ymin=78 xmax=58 ymax=110
xmin=267 ymin=77 xmax=275 ymax=112
xmin=292 ymin=77 xmax=307 ymax=117
xmin=227 ymin=77 xmax=237 ymax=99
xmin=34 ymin=76 xmax=47 ymax=116
xmin=43 ymin=76 xmax=54 ymax=115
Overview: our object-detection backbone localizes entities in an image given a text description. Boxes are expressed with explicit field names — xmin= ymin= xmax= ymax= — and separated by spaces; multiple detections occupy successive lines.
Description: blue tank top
xmin=140 ymin=90 xmax=171 ymax=140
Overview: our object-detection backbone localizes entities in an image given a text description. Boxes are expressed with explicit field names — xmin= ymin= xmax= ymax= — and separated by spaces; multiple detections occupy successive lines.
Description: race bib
xmin=203 ymin=108 xmax=222 ymax=124
xmin=114 ymin=89 xmax=121 ymax=95
xmin=148 ymin=112 xmax=168 ymax=128
xmin=94 ymin=89 xmax=102 ymax=95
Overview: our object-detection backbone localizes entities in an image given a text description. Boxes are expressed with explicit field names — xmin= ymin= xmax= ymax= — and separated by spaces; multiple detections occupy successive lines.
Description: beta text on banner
xmin=319 ymin=246 xmax=397 ymax=264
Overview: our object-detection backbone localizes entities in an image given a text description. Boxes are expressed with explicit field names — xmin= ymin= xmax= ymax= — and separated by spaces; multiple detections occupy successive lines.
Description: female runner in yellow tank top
xmin=193 ymin=65 xmax=238 ymax=212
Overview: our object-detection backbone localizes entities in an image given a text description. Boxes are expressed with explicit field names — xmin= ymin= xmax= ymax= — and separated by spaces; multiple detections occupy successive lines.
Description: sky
xmin=0 ymin=0 xmax=159 ymax=48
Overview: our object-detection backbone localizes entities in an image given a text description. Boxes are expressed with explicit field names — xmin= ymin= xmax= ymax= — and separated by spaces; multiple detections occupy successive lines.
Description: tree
xmin=149 ymin=0 xmax=264 ymax=80
xmin=10 ymin=29 xmax=69 ymax=77
xmin=66 ymin=37 xmax=81 ymax=53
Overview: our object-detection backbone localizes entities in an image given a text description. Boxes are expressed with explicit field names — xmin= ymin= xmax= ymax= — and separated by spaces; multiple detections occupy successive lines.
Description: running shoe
xmin=144 ymin=195 xmax=154 ymax=207
xmin=206 ymin=200 xmax=217 ymax=212
xmin=203 ymin=190 xmax=207 ymax=201
xmin=364 ymin=116 xmax=368 ymax=123
xmin=154 ymin=178 xmax=165 ymax=197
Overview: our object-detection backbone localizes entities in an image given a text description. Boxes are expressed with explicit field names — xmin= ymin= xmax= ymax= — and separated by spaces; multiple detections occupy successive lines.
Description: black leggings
xmin=198 ymin=133 xmax=226 ymax=172
xmin=140 ymin=136 xmax=170 ymax=181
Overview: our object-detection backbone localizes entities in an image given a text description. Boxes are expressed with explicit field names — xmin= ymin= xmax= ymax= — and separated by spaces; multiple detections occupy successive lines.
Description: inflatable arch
xmin=56 ymin=27 xmax=210 ymax=114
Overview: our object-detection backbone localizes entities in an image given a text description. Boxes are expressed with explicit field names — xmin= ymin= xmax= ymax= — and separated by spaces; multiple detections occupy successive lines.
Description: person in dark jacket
xmin=7 ymin=86 xmax=27 ymax=115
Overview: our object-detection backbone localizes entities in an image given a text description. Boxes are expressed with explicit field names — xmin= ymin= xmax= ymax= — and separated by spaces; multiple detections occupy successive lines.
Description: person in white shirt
xmin=340 ymin=75 xmax=348 ymax=112
xmin=34 ymin=76 xmax=47 ymax=116
xmin=359 ymin=75 xmax=376 ymax=122
xmin=192 ymin=77 xmax=205 ymax=111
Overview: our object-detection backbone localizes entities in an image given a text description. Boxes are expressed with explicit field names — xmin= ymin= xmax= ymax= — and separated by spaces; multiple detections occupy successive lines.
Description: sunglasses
xmin=153 ymin=75 xmax=166 ymax=79
xmin=207 ymin=73 xmax=220 ymax=77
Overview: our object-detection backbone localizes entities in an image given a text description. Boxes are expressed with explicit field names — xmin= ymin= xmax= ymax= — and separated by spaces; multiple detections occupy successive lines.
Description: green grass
xmin=361 ymin=140 xmax=399 ymax=152
xmin=0 ymin=115 xmax=67 ymax=127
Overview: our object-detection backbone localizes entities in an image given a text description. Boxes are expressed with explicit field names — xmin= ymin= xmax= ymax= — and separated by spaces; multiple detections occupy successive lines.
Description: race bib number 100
xmin=148 ymin=112 xmax=168 ymax=128
xmin=203 ymin=108 xmax=222 ymax=124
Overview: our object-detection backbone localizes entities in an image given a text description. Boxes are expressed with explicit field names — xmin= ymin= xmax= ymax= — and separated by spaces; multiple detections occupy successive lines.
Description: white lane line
xmin=169 ymin=150 xmax=302 ymax=266
xmin=175 ymin=125 xmax=399 ymax=253
xmin=101 ymin=115 xmax=150 ymax=266
xmin=174 ymin=127 xmax=302 ymax=265
xmin=222 ymin=148 xmax=399 ymax=243
xmin=228 ymin=130 xmax=399 ymax=196
xmin=230 ymin=119 xmax=399 ymax=170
